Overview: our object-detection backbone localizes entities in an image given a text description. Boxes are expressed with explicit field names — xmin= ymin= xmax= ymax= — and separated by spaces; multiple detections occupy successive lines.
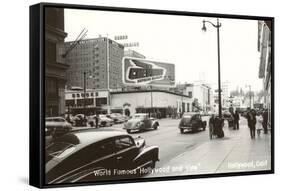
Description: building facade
xmin=65 ymin=88 xmax=110 ymax=115
xmin=124 ymin=49 xmax=146 ymax=59
xmin=184 ymin=83 xmax=212 ymax=112
xmin=45 ymin=8 xmax=69 ymax=117
xmin=59 ymin=37 xmax=125 ymax=91
xmin=212 ymin=81 xmax=230 ymax=110
xmin=111 ymin=90 xmax=192 ymax=117
xmin=258 ymin=20 xmax=272 ymax=129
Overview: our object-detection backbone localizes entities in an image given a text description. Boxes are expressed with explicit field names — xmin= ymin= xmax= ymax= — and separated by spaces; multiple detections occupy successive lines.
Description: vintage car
xmin=72 ymin=114 xmax=87 ymax=127
xmin=106 ymin=113 xmax=127 ymax=124
xmin=123 ymin=113 xmax=159 ymax=134
xmin=99 ymin=115 xmax=114 ymax=127
xmin=178 ymin=112 xmax=207 ymax=133
xmin=45 ymin=130 xmax=159 ymax=184
xmin=45 ymin=117 xmax=72 ymax=138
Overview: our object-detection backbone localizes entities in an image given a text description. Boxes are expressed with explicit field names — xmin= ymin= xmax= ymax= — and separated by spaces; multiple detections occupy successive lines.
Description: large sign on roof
xmin=122 ymin=57 xmax=175 ymax=87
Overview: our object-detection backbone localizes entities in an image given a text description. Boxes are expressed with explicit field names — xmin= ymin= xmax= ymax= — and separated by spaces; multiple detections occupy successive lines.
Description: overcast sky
xmin=65 ymin=9 xmax=263 ymax=92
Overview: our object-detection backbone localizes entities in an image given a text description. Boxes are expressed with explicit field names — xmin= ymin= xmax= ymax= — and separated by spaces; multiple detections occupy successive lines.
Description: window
xmin=95 ymin=140 xmax=114 ymax=158
xmin=76 ymin=94 xmax=80 ymax=98
xmin=72 ymin=94 xmax=75 ymax=98
xmin=114 ymin=136 xmax=134 ymax=152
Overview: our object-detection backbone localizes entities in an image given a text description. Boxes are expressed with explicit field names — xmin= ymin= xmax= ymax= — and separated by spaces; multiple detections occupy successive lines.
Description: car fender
xmin=133 ymin=146 xmax=159 ymax=166
xmin=152 ymin=120 xmax=159 ymax=127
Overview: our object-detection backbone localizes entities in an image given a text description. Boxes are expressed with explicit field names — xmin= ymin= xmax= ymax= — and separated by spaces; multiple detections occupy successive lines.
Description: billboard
xmin=122 ymin=57 xmax=175 ymax=87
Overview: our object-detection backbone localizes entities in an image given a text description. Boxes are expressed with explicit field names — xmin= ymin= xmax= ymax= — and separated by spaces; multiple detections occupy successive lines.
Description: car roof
xmin=56 ymin=129 xmax=128 ymax=146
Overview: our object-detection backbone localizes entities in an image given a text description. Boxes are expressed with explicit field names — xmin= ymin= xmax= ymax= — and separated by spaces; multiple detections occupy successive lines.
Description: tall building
xmin=124 ymin=49 xmax=146 ymax=59
xmin=45 ymin=8 xmax=69 ymax=116
xmin=59 ymin=37 xmax=124 ymax=91
xmin=258 ymin=20 xmax=272 ymax=128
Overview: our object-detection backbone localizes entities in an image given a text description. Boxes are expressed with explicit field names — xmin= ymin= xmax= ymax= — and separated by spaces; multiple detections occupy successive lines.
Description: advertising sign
xmin=122 ymin=57 xmax=175 ymax=87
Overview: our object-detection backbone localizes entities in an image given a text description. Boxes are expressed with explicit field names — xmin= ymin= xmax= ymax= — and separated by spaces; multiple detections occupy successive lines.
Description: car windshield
xmin=45 ymin=142 xmax=76 ymax=162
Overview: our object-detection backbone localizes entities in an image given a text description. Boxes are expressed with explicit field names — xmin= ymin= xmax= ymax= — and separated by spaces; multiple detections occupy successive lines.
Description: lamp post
xmin=202 ymin=18 xmax=222 ymax=118
xmin=83 ymin=71 xmax=93 ymax=121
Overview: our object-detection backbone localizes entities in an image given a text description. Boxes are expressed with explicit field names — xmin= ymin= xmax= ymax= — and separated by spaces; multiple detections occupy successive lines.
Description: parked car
xmin=87 ymin=115 xmax=100 ymax=127
xmin=123 ymin=113 xmax=159 ymax=134
xmin=72 ymin=114 xmax=87 ymax=127
xmin=45 ymin=130 xmax=159 ymax=184
xmin=222 ymin=110 xmax=232 ymax=120
xmin=178 ymin=112 xmax=207 ymax=133
xmin=45 ymin=117 xmax=72 ymax=138
xmin=106 ymin=113 xmax=127 ymax=124
xmin=99 ymin=115 xmax=114 ymax=127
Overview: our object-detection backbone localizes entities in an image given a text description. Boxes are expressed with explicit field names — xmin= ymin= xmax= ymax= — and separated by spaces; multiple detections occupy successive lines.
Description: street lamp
xmin=202 ymin=18 xmax=222 ymax=118
xmin=83 ymin=71 xmax=93 ymax=120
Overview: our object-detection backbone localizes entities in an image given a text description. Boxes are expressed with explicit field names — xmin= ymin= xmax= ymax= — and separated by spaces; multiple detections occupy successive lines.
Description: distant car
xmin=178 ymin=112 xmax=207 ymax=133
xmin=72 ymin=114 xmax=87 ymax=127
xmin=106 ymin=113 xmax=127 ymax=124
xmin=123 ymin=113 xmax=159 ymax=134
xmin=45 ymin=130 xmax=159 ymax=184
xmin=99 ymin=115 xmax=114 ymax=127
xmin=45 ymin=117 xmax=72 ymax=137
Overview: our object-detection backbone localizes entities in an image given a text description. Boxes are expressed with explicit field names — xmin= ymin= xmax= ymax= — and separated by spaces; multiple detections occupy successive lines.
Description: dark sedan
xmin=123 ymin=113 xmax=159 ymax=134
xmin=45 ymin=130 xmax=159 ymax=184
xmin=178 ymin=112 xmax=207 ymax=133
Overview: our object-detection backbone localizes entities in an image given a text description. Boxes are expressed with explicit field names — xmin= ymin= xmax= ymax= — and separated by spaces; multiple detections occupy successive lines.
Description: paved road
xmin=113 ymin=116 xmax=211 ymax=168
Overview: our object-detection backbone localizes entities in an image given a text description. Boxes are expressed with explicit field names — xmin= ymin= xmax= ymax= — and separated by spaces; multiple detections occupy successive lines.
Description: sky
xmin=64 ymin=9 xmax=263 ymax=92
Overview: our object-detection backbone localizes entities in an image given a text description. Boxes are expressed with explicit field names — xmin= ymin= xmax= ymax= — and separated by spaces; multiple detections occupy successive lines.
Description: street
xmin=106 ymin=116 xmax=271 ymax=176
xmin=114 ymin=116 xmax=211 ymax=168
xmin=46 ymin=115 xmax=271 ymax=177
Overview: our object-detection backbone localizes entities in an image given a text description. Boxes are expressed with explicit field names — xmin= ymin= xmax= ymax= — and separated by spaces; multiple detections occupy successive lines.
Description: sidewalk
xmin=148 ymin=121 xmax=271 ymax=177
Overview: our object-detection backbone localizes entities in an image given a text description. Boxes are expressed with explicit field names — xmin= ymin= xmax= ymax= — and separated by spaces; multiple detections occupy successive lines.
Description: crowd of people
xmin=208 ymin=108 xmax=269 ymax=140
xmin=245 ymin=108 xmax=269 ymax=139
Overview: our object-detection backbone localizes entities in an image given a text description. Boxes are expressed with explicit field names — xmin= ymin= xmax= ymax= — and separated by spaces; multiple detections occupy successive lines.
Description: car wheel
xmin=180 ymin=129 xmax=184 ymax=134
xmin=153 ymin=124 xmax=158 ymax=130
xmin=126 ymin=129 xmax=131 ymax=134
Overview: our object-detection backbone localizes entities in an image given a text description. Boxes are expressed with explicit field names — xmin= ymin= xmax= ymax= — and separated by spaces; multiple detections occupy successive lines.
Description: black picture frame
xmin=30 ymin=2 xmax=274 ymax=188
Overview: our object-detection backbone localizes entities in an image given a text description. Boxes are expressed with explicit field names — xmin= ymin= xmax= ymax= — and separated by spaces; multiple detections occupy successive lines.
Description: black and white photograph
xmin=41 ymin=3 xmax=273 ymax=187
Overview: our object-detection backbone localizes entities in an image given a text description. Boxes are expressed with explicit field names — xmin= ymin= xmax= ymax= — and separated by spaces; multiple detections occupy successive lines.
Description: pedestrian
xmin=233 ymin=110 xmax=240 ymax=130
xmin=256 ymin=113 xmax=263 ymax=136
xmin=95 ymin=113 xmax=99 ymax=129
xmin=262 ymin=109 xmax=268 ymax=134
xmin=246 ymin=109 xmax=257 ymax=139
xmin=209 ymin=114 xmax=215 ymax=139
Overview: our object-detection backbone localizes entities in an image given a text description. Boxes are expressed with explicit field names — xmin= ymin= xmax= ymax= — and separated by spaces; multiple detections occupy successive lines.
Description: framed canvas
xmin=29 ymin=2 xmax=274 ymax=188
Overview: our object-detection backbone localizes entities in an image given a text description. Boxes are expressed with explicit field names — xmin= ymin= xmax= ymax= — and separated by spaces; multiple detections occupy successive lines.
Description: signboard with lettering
xmin=122 ymin=57 xmax=175 ymax=87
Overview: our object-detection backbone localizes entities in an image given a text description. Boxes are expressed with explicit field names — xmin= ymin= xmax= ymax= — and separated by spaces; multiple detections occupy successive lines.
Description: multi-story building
xmin=124 ymin=49 xmax=146 ymax=59
xmin=45 ymin=8 xmax=69 ymax=117
xmin=258 ymin=20 xmax=272 ymax=128
xmin=58 ymin=37 xmax=124 ymax=91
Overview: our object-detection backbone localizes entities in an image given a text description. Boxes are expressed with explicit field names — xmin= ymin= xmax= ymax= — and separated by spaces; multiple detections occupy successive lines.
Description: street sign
xmin=122 ymin=57 xmax=175 ymax=87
